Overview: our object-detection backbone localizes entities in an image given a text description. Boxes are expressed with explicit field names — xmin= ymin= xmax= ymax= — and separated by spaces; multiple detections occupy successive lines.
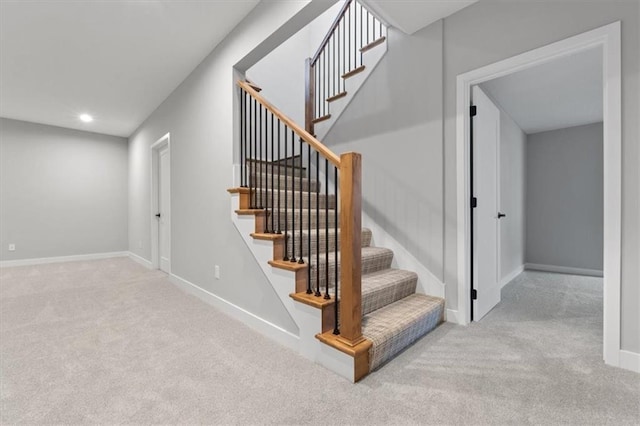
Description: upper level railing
xmin=238 ymin=80 xmax=363 ymax=346
xmin=305 ymin=0 xmax=386 ymax=135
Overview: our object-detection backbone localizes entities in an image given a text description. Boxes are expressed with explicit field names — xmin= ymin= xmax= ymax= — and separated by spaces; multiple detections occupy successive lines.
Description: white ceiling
xmin=480 ymin=47 xmax=603 ymax=134
xmin=0 ymin=0 xmax=259 ymax=137
xmin=360 ymin=0 xmax=478 ymax=35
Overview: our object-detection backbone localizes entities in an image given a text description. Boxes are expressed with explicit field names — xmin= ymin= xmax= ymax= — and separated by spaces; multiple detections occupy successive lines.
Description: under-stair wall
xmin=317 ymin=20 xmax=448 ymax=308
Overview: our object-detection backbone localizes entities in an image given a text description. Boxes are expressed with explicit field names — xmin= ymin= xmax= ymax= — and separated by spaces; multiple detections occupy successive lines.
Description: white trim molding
xmin=501 ymin=265 xmax=525 ymax=289
xmin=456 ymin=22 xmax=622 ymax=368
xmin=0 ymin=251 xmax=128 ymax=268
xmin=150 ymin=133 xmax=171 ymax=273
xmin=618 ymin=350 xmax=640 ymax=374
xmin=446 ymin=309 xmax=463 ymax=324
xmin=169 ymin=272 xmax=299 ymax=352
xmin=127 ymin=251 xmax=154 ymax=269
xmin=525 ymin=263 xmax=603 ymax=278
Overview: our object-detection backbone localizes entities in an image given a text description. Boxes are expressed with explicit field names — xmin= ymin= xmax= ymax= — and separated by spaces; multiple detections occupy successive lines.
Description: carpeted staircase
xmin=235 ymin=159 xmax=444 ymax=375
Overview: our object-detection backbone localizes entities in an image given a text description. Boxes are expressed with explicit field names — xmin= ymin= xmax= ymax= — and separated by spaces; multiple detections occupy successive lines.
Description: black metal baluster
xmin=333 ymin=166 xmax=339 ymax=334
xmin=277 ymin=119 xmax=282 ymax=234
xmin=290 ymin=129 xmax=297 ymax=262
xmin=353 ymin=3 xmax=357 ymax=69
xmin=343 ymin=5 xmax=352 ymax=74
xmin=360 ymin=2 xmax=363 ymax=55
xmin=324 ymin=158 xmax=330 ymax=300
xmin=258 ymin=104 xmax=263 ymax=210
xmin=315 ymin=151 xmax=321 ymax=297
xmin=263 ymin=111 xmax=270 ymax=233
xmin=240 ymin=89 xmax=244 ymax=187
xmin=366 ymin=10 xmax=370 ymax=45
xmin=333 ymin=32 xmax=336 ymax=97
xmin=341 ymin=17 xmax=345 ymax=93
xmin=270 ymin=114 xmax=275 ymax=233
xmin=298 ymin=138 xmax=304 ymax=264
xmin=250 ymin=96 xmax=255 ymax=208
xmin=307 ymin=145 xmax=312 ymax=294
xmin=322 ymin=53 xmax=326 ymax=117
xmin=283 ymin=124 xmax=289 ymax=261
xmin=265 ymin=114 xmax=272 ymax=232
xmin=262 ymin=107 xmax=267 ymax=211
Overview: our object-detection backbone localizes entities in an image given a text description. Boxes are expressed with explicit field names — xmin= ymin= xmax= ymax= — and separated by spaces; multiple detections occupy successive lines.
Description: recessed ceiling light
xmin=79 ymin=113 xmax=93 ymax=123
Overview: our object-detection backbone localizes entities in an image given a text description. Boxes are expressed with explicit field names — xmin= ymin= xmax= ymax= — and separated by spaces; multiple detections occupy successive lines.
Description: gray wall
xmin=246 ymin=2 xmax=342 ymax=127
xmin=127 ymin=1 xmax=336 ymax=336
xmin=498 ymin=109 xmax=526 ymax=282
xmin=442 ymin=0 xmax=639 ymax=353
xmin=526 ymin=123 xmax=603 ymax=271
xmin=321 ymin=0 xmax=638 ymax=351
xmin=322 ymin=21 xmax=445 ymax=282
xmin=128 ymin=0 xmax=640 ymax=353
xmin=0 ymin=118 xmax=128 ymax=261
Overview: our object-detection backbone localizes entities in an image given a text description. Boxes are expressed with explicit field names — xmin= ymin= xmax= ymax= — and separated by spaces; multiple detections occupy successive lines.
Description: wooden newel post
xmin=305 ymin=58 xmax=315 ymax=135
xmin=338 ymin=152 xmax=364 ymax=346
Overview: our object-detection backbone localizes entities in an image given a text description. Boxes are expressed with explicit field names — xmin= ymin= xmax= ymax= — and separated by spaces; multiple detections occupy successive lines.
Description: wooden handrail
xmin=237 ymin=80 xmax=341 ymax=168
xmin=310 ymin=0 xmax=353 ymax=66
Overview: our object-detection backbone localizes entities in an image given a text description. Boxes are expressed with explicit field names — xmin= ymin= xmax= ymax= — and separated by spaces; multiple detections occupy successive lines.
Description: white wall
xmin=127 ymin=1 xmax=336 ymax=337
xmin=246 ymin=1 xmax=342 ymax=127
xmin=526 ymin=123 xmax=603 ymax=272
xmin=498 ymin=109 xmax=526 ymax=284
xmin=322 ymin=21 xmax=445 ymax=284
xmin=0 ymin=118 xmax=128 ymax=261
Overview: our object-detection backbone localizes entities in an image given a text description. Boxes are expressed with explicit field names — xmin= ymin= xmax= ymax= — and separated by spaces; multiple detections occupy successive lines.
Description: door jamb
xmin=150 ymin=133 xmax=171 ymax=273
xmin=455 ymin=22 xmax=621 ymax=367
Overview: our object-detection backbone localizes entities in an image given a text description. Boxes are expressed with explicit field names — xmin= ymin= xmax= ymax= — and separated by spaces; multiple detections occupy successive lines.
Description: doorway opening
xmin=456 ymin=22 xmax=621 ymax=367
xmin=151 ymin=133 xmax=171 ymax=273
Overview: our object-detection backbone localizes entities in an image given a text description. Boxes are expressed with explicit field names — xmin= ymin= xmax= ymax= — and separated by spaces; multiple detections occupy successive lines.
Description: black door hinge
xmin=471 ymin=289 xmax=477 ymax=300
xmin=471 ymin=197 xmax=477 ymax=208
xmin=470 ymin=105 xmax=477 ymax=117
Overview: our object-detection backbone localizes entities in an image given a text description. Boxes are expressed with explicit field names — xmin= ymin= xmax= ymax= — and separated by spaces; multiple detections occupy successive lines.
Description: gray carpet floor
xmin=1 ymin=258 xmax=638 ymax=424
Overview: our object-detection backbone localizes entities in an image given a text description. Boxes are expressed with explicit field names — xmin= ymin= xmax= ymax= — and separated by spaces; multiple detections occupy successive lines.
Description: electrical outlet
xmin=138 ymin=240 xmax=142 ymax=249
xmin=214 ymin=265 xmax=220 ymax=280
xmin=8 ymin=244 xmax=15 ymax=251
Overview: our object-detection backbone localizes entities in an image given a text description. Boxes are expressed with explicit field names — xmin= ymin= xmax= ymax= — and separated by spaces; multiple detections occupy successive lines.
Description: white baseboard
xmin=501 ymin=265 xmax=524 ymax=288
xmin=525 ymin=263 xmax=603 ymax=277
xmin=0 ymin=251 xmax=128 ymax=268
xmin=169 ymin=272 xmax=299 ymax=352
xmin=618 ymin=350 xmax=640 ymax=373
xmin=127 ymin=251 xmax=153 ymax=269
xmin=446 ymin=309 xmax=464 ymax=325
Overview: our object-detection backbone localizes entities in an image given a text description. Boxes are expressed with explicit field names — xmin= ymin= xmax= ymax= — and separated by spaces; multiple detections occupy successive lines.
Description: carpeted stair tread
xmin=246 ymin=160 xmax=306 ymax=177
xmin=252 ymin=188 xmax=336 ymax=209
xmin=250 ymin=173 xmax=320 ymax=192
xmin=306 ymin=246 xmax=394 ymax=290
xmin=286 ymin=228 xmax=372 ymax=257
xmin=363 ymin=293 xmax=444 ymax=371
xmin=361 ymin=269 xmax=418 ymax=315
xmin=273 ymin=208 xmax=337 ymax=231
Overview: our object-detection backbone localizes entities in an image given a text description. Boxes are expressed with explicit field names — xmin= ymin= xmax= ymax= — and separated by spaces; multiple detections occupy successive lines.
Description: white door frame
xmin=455 ymin=22 xmax=621 ymax=366
xmin=151 ymin=133 xmax=171 ymax=273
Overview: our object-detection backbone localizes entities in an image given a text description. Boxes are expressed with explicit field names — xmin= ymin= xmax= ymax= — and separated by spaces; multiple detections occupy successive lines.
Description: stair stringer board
xmin=230 ymin=193 xmax=355 ymax=381
xmin=314 ymin=39 xmax=388 ymax=141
